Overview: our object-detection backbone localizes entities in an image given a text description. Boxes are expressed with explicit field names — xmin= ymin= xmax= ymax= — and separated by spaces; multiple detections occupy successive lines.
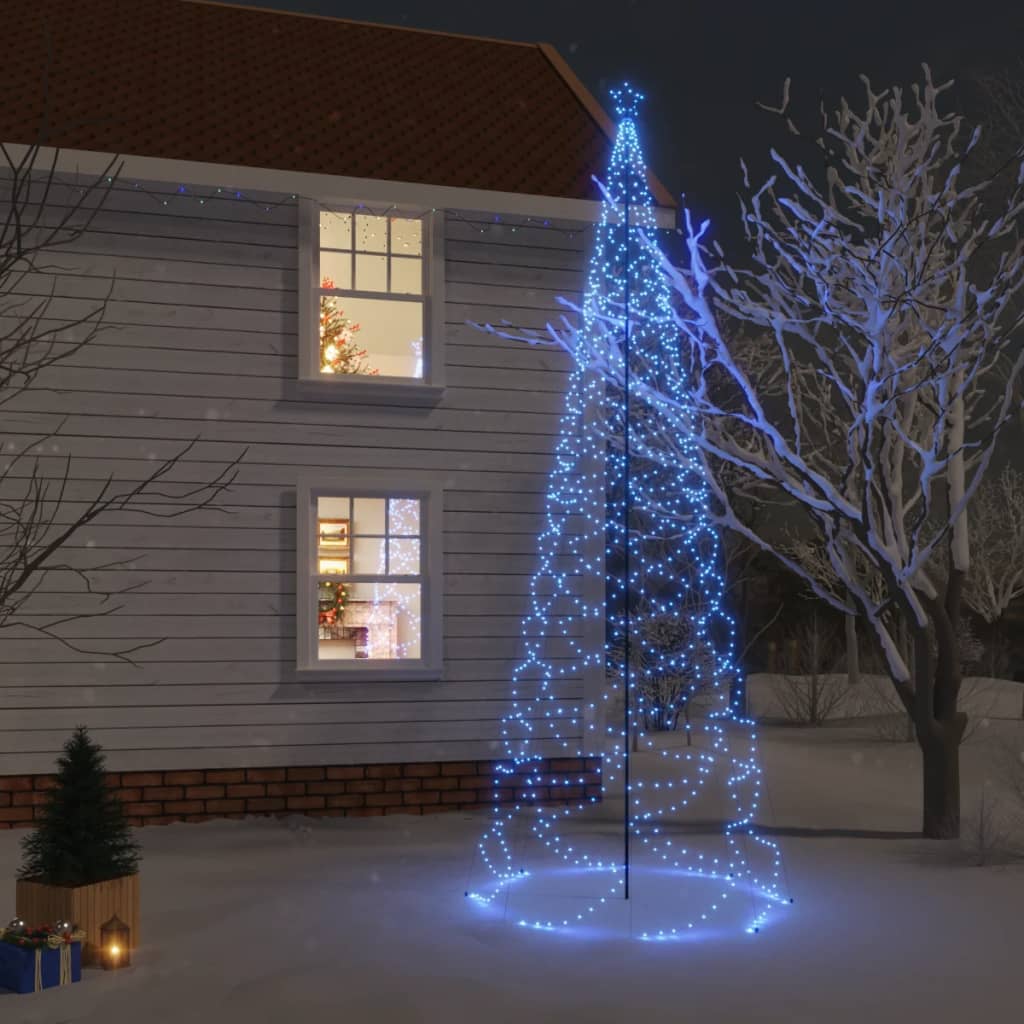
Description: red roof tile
xmin=0 ymin=0 xmax=671 ymax=204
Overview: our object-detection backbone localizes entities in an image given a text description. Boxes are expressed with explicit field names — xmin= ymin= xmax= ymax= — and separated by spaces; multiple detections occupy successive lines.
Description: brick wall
xmin=0 ymin=757 xmax=602 ymax=829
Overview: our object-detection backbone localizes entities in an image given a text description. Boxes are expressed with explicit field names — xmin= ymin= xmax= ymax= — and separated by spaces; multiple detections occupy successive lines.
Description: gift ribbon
xmin=33 ymin=949 xmax=42 ymax=992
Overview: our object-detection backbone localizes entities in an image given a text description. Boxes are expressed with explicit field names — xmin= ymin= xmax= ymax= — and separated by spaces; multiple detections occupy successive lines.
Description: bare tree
xmin=489 ymin=68 xmax=1024 ymax=838
xmin=963 ymin=467 xmax=1024 ymax=671
xmin=771 ymin=610 xmax=847 ymax=726
xmin=1 ymin=141 xmax=244 ymax=661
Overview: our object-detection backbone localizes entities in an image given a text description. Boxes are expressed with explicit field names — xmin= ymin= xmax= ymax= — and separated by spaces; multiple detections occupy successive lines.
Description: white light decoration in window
xmin=468 ymin=84 xmax=790 ymax=939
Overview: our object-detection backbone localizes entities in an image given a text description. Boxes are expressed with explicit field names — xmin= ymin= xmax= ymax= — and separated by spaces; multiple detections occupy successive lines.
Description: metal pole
xmin=622 ymin=190 xmax=632 ymax=901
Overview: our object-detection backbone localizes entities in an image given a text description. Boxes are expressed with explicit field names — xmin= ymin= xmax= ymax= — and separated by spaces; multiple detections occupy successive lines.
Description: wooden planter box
xmin=16 ymin=874 xmax=139 ymax=966
xmin=0 ymin=940 xmax=82 ymax=994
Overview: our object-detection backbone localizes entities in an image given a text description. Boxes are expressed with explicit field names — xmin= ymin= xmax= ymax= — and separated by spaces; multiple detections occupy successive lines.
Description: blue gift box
xmin=0 ymin=940 xmax=82 ymax=994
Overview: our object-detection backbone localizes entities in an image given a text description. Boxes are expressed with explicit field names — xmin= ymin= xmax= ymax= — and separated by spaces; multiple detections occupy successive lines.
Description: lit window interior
xmin=319 ymin=212 xmax=424 ymax=379
xmin=315 ymin=496 xmax=422 ymax=661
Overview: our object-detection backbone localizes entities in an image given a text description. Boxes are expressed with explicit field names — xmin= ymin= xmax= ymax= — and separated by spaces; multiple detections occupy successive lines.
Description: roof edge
xmin=182 ymin=0 xmax=538 ymax=48
xmin=2 ymin=143 xmax=677 ymax=228
xmin=537 ymin=42 xmax=677 ymax=211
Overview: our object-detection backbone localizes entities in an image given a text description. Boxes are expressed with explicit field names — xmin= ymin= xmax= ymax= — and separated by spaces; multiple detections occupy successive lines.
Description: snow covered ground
xmin=2 ymin=684 xmax=1023 ymax=1023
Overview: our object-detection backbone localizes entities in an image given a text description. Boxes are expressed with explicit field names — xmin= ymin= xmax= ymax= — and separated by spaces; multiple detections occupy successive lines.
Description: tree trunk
xmin=920 ymin=723 xmax=965 ymax=839
xmin=845 ymin=614 xmax=860 ymax=687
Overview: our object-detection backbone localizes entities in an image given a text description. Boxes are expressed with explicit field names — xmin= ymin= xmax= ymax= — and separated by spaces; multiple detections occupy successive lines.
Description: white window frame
xmin=297 ymin=197 xmax=446 ymax=406
xmin=296 ymin=470 xmax=443 ymax=679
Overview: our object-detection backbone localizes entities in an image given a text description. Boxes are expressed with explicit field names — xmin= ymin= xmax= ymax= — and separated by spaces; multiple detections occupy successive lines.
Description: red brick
xmin=347 ymin=807 xmax=385 ymax=817
xmin=164 ymin=800 xmax=205 ymax=815
xmin=12 ymin=791 xmax=48 ymax=807
xmin=366 ymin=764 xmax=401 ymax=779
xmin=103 ymin=775 xmax=122 ymax=788
xmin=246 ymin=768 xmax=286 ymax=783
xmin=226 ymin=783 xmax=265 ymax=798
xmin=385 ymin=778 xmax=421 ymax=793
xmin=585 ymin=757 xmax=602 ymax=771
xmin=515 ymin=787 xmax=550 ymax=801
xmin=580 ymin=772 xmax=602 ymax=786
xmin=421 ymin=776 xmax=458 ymax=792
xmin=185 ymin=785 xmax=225 ymax=800
xmin=306 ymin=781 xmax=349 ymax=795
xmin=326 ymin=766 xmax=365 ymax=781
xmin=441 ymin=790 xmax=468 ymax=805
xmin=0 ymin=822 xmax=9 ymax=828
xmin=184 ymin=814 xmax=213 ymax=823
xmin=441 ymin=761 xmax=478 ymax=776
xmin=143 ymin=786 xmax=184 ymax=801
xmin=266 ymin=782 xmax=305 ymax=797
xmin=346 ymin=780 xmax=384 ymax=794
xmin=206 ymin=799 xmax=245 ymax=814
xmin=246 ymin=797 xmax=287 ymax=813
xmin=550 ymin=758 xmax=585 ymax=772
xmin=403 ymin=763 xmax=440 ymax=778
xmin=0 ymin=793 xmax=10 ymax=807
xmin=385 ymin=806 xmax=418 ymax=815
xmin=0 ymin=807 xmax=33 ymax=822
xmin=365 ymin=792 xmax=402 ymax=808
xmin=205 ymin=770 xmax=245 ymax=784
xmin=459 ymin=776 xmax=494 ymax=791
xmin=555 ymin=786 xmax=585 ymax=800
xmin=326 ymin=794 xmax=365 ymax=809
xmin=164 ymin=771 xmax=204 ymax=786
xmin=120 ymin=772 xmax=163 ymax=787
xmin=0 ymin=777 xmax=33 ymax=792
xmin=286 ymin=767 xmax=324 ymax=782
xmin=113 ymin=788 xmax=143 ymax=803
xmin=123 ymin=802 xmax=163 ymax=817
xmin=33 ymin=775 xmax=58 ymax=791
xmin=585 ymin=785 xmax=603 ymax=798
xmin=403 ymin=790 xmax=440 ymax=806
xmin=286 ymin=795 xmax=325 ymax=811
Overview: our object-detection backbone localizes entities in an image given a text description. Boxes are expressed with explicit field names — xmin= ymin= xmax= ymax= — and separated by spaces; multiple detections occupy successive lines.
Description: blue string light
xmin=470 ymin=83 xmax=788 ymax=938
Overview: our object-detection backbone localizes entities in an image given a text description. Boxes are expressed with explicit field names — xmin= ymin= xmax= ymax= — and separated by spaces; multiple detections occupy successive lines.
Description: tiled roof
xmin=0 ymin=0 xmax=672 ymax=205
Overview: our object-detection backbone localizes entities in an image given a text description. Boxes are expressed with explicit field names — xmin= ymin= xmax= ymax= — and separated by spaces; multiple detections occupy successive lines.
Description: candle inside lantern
xmin=99 ymin=914 xmax=130 ymax=970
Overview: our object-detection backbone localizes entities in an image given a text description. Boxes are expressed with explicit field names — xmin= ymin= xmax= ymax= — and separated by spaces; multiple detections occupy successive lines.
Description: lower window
xmin=296 ymin=476 xmax=441 ymax=676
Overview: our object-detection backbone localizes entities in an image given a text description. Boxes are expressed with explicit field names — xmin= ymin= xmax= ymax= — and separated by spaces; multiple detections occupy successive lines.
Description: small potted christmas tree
xmin=15 ymin=727 xmax=141 ymax=965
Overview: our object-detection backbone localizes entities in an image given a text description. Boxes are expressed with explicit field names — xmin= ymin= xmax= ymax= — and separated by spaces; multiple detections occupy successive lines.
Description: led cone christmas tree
xmin=471 ymin=85 xmax=788 ymax=939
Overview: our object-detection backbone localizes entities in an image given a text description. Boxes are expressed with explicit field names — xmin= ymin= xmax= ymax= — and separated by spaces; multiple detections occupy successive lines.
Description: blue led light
xmin=472 ymin=83 xmax=788 ymax=939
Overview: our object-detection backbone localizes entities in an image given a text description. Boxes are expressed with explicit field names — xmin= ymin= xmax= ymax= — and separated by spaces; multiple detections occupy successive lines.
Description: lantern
xmin=99 ymin=914 xmax=130 ymax=970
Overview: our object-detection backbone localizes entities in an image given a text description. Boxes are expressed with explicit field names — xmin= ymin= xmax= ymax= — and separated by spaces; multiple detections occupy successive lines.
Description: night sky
xmin=235 ymin=0 xmax=1019 ymax=247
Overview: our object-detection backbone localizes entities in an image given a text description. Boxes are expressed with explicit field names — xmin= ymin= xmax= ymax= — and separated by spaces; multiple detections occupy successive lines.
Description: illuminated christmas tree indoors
xmin=470 ymin=85 xmax=789 ymax=939
xmin=319 ymin=276 xmax=378 ymax=375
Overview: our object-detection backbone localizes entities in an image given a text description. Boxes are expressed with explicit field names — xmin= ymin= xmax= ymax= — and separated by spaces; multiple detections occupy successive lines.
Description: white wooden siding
xmin=0 ymin=173 xmax=595 ymax=773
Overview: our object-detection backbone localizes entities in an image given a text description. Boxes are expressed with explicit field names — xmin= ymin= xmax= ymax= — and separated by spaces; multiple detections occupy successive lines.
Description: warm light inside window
xmin=315 ymin=496 xmax=423 ymax=661
xmin=318 ymin=211 xmax=425 ymax=379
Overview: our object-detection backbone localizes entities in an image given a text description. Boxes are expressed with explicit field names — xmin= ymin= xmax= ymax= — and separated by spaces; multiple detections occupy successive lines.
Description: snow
xmin=3 ymin=704 xmax=1023 ymax=1023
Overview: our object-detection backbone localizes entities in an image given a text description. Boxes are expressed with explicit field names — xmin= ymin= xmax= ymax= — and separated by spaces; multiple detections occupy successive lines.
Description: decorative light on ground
xmin=471 ymin=83 xmax=789 ymax=938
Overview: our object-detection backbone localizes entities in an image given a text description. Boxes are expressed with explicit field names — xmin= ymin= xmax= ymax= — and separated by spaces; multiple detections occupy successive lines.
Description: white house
xmin=0 ymin=0 xmax=674 ymax=826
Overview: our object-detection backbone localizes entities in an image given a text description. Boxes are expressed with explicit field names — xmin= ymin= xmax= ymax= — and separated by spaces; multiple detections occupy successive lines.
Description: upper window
xmin=298 ymin=201 xmax=445 ymax=400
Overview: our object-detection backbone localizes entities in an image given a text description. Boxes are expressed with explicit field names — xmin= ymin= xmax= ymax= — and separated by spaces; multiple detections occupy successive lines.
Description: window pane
xmin=352 ymin=534 xmax=387 ymax=575
xmin=391 ymin=217 xmax=422 ymax=256
xmin=320 ymin=211 xmax=352 ymax=250
xmin=355 ymin=253 xmax=388 ymax=293
xmin=353 ymin=497 xmax=386 ymax=535
xmin=355 ymin=214 xmax=388 ymax=253
xmin=388 ymin=538 xmax=420 ymax=575
xmin=388 ymin=497 xmax=420 ymax=536
xmin=320 ymin=252 xmax=351 ymax=291
xmin=318 ymin=294 xmax=366 ymax=375
xmin=336 ymin=296 xmax=423 ymax=378
xmin=317 ymin=580 xmax=421 ymax=660
xmin=390 ymin=256 xmax=422 ymax=295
